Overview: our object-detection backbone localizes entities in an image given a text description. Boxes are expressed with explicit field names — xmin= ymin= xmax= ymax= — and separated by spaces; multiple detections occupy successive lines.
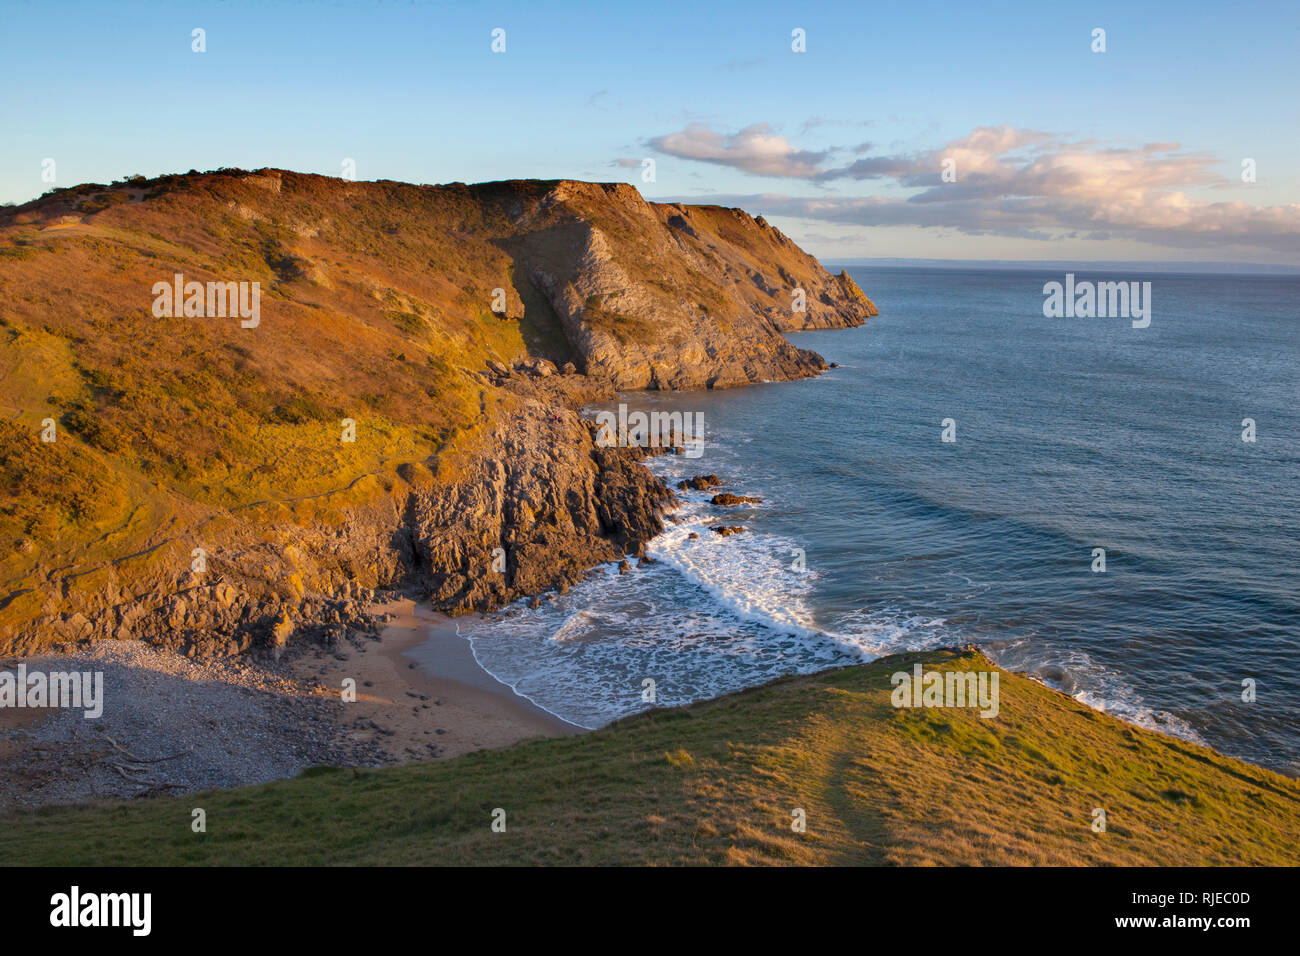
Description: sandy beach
xmin=298 ymin=598 xmax=579 ymax=762
xmin=0 ymin=595 xmax=577 ymax=809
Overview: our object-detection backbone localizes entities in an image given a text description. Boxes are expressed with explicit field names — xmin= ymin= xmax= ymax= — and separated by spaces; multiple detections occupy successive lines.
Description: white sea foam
xmin=456 ymin=426 xmax=1214 ymax=745
xmin=458 ymin=449 xmax=951 ymax=727
xmin=649 ymin=509 xmax=825 ymax=641
xmin=989 ymin=638 xmax=1209 ymax=746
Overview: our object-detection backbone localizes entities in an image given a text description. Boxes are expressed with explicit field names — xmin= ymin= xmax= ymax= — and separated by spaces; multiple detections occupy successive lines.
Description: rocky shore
xmin=0 ymin=361 xmax=691 ymax=808
xmin=0 ymin=372 xmax=779 ymax=808
xmin=0 ymin=169 xmax=879 ymax=806
xmin=5 ymin=365 xmax=675 ymax=661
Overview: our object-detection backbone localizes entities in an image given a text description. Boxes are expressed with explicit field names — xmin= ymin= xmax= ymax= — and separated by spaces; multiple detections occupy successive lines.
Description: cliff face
xmin=0 ymin=169 xmax=873 ymax=654
xmin=486 ymin=179 xmax=876 ymax=388
xmin=412 ymin=372 xmax=673 ymax=616
xmin=0 ymin=368 xmax=672 ymax=657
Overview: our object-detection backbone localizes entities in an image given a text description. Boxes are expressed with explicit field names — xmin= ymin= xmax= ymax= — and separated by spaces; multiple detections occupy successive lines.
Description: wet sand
xmin=298 ymin=598 xmax=579 ymax=762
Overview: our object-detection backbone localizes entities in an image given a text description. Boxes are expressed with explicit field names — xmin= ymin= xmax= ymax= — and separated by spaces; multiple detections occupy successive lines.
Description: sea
xmin=452 ymin=266 xmax=1299 ymax=774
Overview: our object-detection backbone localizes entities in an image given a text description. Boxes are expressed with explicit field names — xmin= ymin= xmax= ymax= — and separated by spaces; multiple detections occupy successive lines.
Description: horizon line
xmin=822 ymin=257 xmax=1300 ymax=276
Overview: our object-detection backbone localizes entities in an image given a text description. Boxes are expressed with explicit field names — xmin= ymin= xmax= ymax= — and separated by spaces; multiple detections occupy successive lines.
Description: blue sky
xmin=3 ymin=0 xmax=1298 ymax=263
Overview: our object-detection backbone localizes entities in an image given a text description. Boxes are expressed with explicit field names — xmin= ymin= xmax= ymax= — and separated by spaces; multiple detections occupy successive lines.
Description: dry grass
xmin=0 ymin=170 xmax=549 ymax=642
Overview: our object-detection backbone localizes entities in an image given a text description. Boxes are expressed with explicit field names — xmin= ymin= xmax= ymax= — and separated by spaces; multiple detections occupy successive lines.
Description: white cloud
xmin=652 ymin=123 xmax=1300 ymax=258
xmin=648 ymin=123 xmax=831 ymax=178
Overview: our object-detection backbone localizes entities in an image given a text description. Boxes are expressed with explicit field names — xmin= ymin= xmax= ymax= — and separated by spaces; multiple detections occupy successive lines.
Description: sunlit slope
xmin=3 ymin=649 xmax=1294 ymax=866
xmin=1 ymin=171 xmax=525 ymax=641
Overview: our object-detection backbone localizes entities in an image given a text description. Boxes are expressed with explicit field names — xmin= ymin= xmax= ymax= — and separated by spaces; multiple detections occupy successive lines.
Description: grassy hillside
xmin=4 ymin=648 xmax=1295 ymax=866
xmin=0 ymin=168 xmax=871 ymax=649
xmin=1 ymin=170 xmax=527 ymax=644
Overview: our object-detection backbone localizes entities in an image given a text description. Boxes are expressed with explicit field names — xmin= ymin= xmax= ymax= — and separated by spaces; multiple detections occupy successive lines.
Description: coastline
xmin=2 ymin=288 xmax=1290 ymax=800
xmin=300 ymin=598 xmax=579 ymax=763
xmin=5 ymin=393 xmax=1292 ymax=809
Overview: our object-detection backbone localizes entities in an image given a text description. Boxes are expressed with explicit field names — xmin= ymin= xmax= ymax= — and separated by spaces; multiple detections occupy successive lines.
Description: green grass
xmin=3 ymin=649 xmax=1295 ymax=866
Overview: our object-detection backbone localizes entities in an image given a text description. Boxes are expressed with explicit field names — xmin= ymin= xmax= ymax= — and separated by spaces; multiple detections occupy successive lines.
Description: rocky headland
xmin=0 ymin=168 xmax=875 ymax=659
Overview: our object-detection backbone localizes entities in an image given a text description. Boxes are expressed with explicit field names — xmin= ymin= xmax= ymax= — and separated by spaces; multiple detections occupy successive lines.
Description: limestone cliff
xmin=485 ymin=179 xmax=876 ymax=388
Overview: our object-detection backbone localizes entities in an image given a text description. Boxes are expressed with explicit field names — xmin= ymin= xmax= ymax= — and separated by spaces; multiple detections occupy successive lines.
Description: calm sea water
xmin=457 ymin=267 xmax=1299 ymax=774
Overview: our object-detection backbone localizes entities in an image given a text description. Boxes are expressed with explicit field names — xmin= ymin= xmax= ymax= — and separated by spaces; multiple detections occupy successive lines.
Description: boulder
xmin=271 ymin=612 xmax=294 ymax=646
xmin=677 ymin=474 xmax=722 ymax=491
xmin=711 ymin=493 xmax=762 ymax=506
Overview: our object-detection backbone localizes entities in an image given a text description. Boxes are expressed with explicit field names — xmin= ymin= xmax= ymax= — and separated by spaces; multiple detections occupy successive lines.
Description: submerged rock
xmin=711 ymin=493 xmax=762 ymax=506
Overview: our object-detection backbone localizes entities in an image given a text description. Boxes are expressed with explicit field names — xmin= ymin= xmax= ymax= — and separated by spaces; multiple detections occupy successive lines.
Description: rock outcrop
xmin=677 ymin=475 xmax=723 ymax=491
xmin=496 ymin=180 xmax=876 ymax=388
xmin=413 ymin=377 xmax=673 ymax=614
xmin=711 ymin=493 xmax=762 ymax=506
xmin=1 ymin=375 xmax=671 ymax=657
